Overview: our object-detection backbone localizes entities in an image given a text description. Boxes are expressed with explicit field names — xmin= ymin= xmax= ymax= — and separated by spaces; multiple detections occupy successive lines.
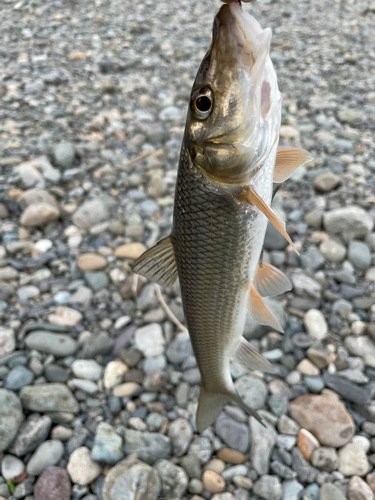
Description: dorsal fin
xmin=254 ymin=261 xmax=292 ymax=297
xmin=274 ymin=148 xmax=313 ymax=183
xmin=132 ymin=236 xmax=178 ymax=288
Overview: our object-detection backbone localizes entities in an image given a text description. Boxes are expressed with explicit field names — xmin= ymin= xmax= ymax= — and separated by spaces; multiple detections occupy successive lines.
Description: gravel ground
xmin=1 ymin=0 xmax=375 ymax=499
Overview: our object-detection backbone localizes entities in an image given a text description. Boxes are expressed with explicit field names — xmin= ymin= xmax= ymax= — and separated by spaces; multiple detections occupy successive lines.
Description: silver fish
xmin=133 ymin=2 xmax=311 ymax=431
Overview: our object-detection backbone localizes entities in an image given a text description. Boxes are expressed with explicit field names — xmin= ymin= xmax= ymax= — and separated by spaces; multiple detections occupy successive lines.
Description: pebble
xmin=303 ymin=309 xmax=328 ymax=339
xmin=216 ymin=448 xmax=245 ymax=464
xmin=214 ymin=413 xmax=250 ymax=454
xmin=253 ymin=475 xmax=282 ymax=500
xmin=112 ymin=382 xmax=140 ymax=397
xmin=8 ymin=414 xmax=52 ymax=456
xmin=323 ymin=207 xmax=374 ymax=241
xmin=48 ymin=306 xmax=82 ymax=326
xmin=166 ymin=332 xmax=193 ymax=364
xmin=25 ymin=331 xmax=77 ymax=357
xmin=102 ymin=457 xmax=160 ymax=500
xmin=1 ymin=454 xmax=25 ymax=481
xmin=26 ymin=439 xmax=64 ymax=476
xmin=338 ymin=443 xmax=370 ymax=476
xmin=320 ymin=483 xmax=347 ymax=500
xmin=290 ymin=394 xmax=354 ymax=447
xmin=91 ymin=422 xmax=124 ymax=464
xmin=114 ymin=242 xmax=146 ymax=259
xmin=123 ymin=429 xmax=171 ymax=465
xmin=291 ymin=447 xmax=317 ymax=483
xmin=0 ymin=327 xmax=15 ymax=357
xmin=168 ymin=418 xmax=193 ymax=457
xmin=345 ymin=336 xmax=375 ymax=357
xmin=281 ymin=478 xmax=304 ymax=500
xmin=67 ymin=447 xmax=101 ymax=486
xmin=234 ymin=374 xmax=268 ymax=410
xmin=313 ymin=171 xmax=341 ymax=192
xmin=320 ymin=239 xmax=346 ymax=262
xmin=189 ymin=437 xmax=212 ymax=464
xmin=250 ymin=418 xmax=277 ymax=475
xmin=72 ymin=199 xmax=110 ymax=230
xmin=155 ymin=460 xmax=188 ymax=498
xmin=134 ymin=323 xmax=165 ymax=357
xmin=71 ymin=359 xmax=102 ymax=381
xmin=311 ymin=446 xmax=338 ymax=472
xmin=348 ymin=475 xmax=375 ymax=500
xmin=77 ymin=253 xmax=107 ymax=271
xmin=5 ymin=365 xmax=34 ymax=390
xmin=34 ymin=467 xmax=71 ymax=500
xmin=20 ymin=383 xmax=79 ymax=413
xmin=0 ymin=389 xmax=24 ymax=452
xmin=297 ymin=429 xmax=320 ymax=461
xmin=104 ymin=360 xmax=128 ymax=389
xmin=202 ymin=470 xmax=226 ymax=493
xmin=53 ymin=141 xmax=76 ymax=169
xmin=21 ymin=202 xmax=60 ymax=227
xmin=348 ymin=241 xmax=372 ymax=270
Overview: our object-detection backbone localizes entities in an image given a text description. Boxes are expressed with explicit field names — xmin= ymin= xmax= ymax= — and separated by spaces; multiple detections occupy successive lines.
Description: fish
xmin=132 ymin=1 xmax=312 ymax=431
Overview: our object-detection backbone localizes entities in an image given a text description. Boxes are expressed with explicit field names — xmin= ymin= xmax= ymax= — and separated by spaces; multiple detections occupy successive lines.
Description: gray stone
xmin=123 ymin=429 xmax=171 ymax=465
xmin=166 ymin=332 xmax=193 ymax=364
xmin=281 ymin=479 xmax=304 ymax=500
xmin=348 ymin=241 xmax=372 ymax=270
xmin=323 ymin=207 xmax=373 ymax=241
xmin=154 ymin=460 xmax=188 ymax=498
xmin=167 ymin=418 xmax=193 ymax=457
xmin=20 ymin=383 xmax=79 ymax=413
xmin=71 ymin=359 xmax=102 ymax=381
xmin=188 ymin=437 xmax=212 ymax=464
xmin=264 ymin=223 xmax=288 ymax=250
xmin=26 ymin=440 xmax=64 ymax=475
xmin=25 ymin=331 xmax=77 ymax=357
xmin=320 ymin=239 xmax=346 ymax=263
xmin=250 ymin=418 xmax=277 ymax=475
xmin=13 ymin=476 xmax=34 ymax=498
xmin=8 ymin=414 xmax=52 ymax=456
xmin=81 ymin=332 xmax=114 ymax=358
xmin=72 ymin=199 xmax=110 ymax=230
xmin=53 ymin=141 xmax=76 ymax=169
xmin=134 ymin=323 xmax=165 ymax=357
xmin=0 ymin=326 xmax=15 ymax=357
xmin=269 ymin=394 xmax=288 ymax=416
xmin=253 ymin=475 xmax=282 ymax=500
xmin=313 ymin=171 xmax=341 ymax=192
xmin=234 ymin=375 xmax=267 ymax=410
xmin=337 ymin=108 xmax=362 ymax=123
xmin=91 ymin=422 xmax=124 ymax=464
xmin=221 ymin=464 xmax=248 ymax=482
xmin=179 ymin=453 xmax=202 ymax=479
xmin=291 ymin=448 xmax=317 ymax=483
xmin=84 ymin=272 xmax=109 ymax=291
xmin=45 ymin=364 xmax=70 ymax=383
xmin=345 ymin=335 xmax=375 ymax=357
xmin=311 ymin=447 xmax=337 ymax=472
xmin=5 ymin=365 xmax=34 ymax=390
xmin=303 ymin=483 xmax=320 ymax=500
xmin=215 ymin=413 xmax=250 ymax=453
xmin=300 ymin=246 xmax=325 ymax=271
xmin=348 ymin=475 xmax=374 ymax=500
xmin=0 ymin=389 xmax=24 ymax=452
xmin=102 ymin=457 xmax=161 ymax=500
xmin=270 ymin=460 xmax=296 ymax=479
xmin=320 ymin=483 xmax=347 ymax=500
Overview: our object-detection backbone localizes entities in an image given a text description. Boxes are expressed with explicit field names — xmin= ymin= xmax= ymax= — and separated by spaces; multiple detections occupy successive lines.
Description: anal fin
xmin=239 ymin=185 xmax=298 ymax=254
xmin=248 ymin=284 xmax=284 ymax=333
xmin=132 ymin=235 xmax=178 ymax=288
xmin=274 ymin=148 xmax=313 ymax=183
xmin=232 ymin=336 xmax=276 ymax=374
xmin=255 ymin=261 xmax=292 ymax=297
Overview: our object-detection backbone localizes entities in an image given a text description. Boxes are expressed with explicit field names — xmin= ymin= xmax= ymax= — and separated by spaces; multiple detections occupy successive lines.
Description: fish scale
xmin=172 ymin=143 xmax=259 ymax=389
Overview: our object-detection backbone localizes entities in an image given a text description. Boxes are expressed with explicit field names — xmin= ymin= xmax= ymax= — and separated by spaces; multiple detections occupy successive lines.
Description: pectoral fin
xmin=238 ymin=185 xmax=298 ymax=253
xmin=248 ymin=284 xmax=284 ymax=333
xmin=233 ymin=336 xmax=276 ymax=374
xmin=255 ymin=261 xmax=292 ymax=297
xmin=132 ymin=236 xmax=178 ymax=288
xmin=274 ymin=148 xmax=313 ymax=183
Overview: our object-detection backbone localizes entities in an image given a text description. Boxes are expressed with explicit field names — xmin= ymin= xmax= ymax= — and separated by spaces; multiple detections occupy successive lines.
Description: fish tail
xmin=196 ymin=385 xmax=228 ymax=432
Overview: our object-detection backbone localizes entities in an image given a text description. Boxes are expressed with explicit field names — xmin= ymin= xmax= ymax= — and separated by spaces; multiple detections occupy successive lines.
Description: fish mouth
xmin=214 ymin=2 xmax=271 ymax=72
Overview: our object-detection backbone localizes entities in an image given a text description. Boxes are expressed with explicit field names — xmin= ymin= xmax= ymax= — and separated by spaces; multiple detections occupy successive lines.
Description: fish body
xmin=133 ymin=2 xmax=311 ymax=431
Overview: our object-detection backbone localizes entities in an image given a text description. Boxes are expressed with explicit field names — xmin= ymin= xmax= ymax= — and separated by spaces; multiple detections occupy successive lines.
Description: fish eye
xmin=191 ymin=88 xmax=213 ymax=119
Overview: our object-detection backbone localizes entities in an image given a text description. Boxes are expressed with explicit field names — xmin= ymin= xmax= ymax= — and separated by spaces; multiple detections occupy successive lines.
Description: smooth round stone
xmin=297 ymin=429 xmax=320 ymax=462
xmin=113 ymin=382 xmax=140 ymax=398
xmin=320 ymin=239 xmax=346 ymax=263
xmin=53 ymin=291 xmax=71 ymax=305
xmin=135 ymin=323 xmax=165 ymax=357
xmin=304 ymin=376 xmax=325 ymax=393
xmin=313 ymin=171 xmax=341 ymax=192
xmin=348 ymin=241 xmax=372 ymax=270
xmin=216 ymin=448 xmax=245 ymax=464
xmin=103 ymin=360 xmax=128 ymax=389
xmin=19 ymin=383 xmax=79 ymax=413
xmin=0 ymin=326 xmax=16 ymax=357
xmin=202 ymin=470 xmax=226 ymax=493
xmin=1 ymin=454 xmax=25 ymax=481
xmin=234 ymin=375 xmax=267 ymax=410
xmin=91 ymin=422 xmax=124 ymax=464
xmin=20 ymin=203 xmax=59 ymax=227
xmin=114 ymin=243 xmax=146 ymax=260
xmin=311 ymin=447 xmax=338 ymax=472
xmin=34 ymin=466 xmax=71 ymax=500
xmin=67 ymin=447 xmax=101 ymax=486
xmin=338 ymin=443 xmax=370 ymax=476
xmin=168 ymin=418 xmax=193 ymax=457
xmin=77 ymin=253 xmax=107 ymax=272
xmin=17 ymin=285 xmax=40 ymax=302
xmin=26 ymin=440 xmax=64 ymax=476
xmin=71 ymin=360 xmax=102 ymax=381
xmin=348 ymin=475 xmax=374 ymax=500
xmin=0 ymin=389 xmax=24 ymax=452
xmin=45 ymin=364 xmax=70 ymax=383
xmin=53 ymin=141 xmax=76 ymax=169
xmin=303 ymin=309 xmax=328 ymax=340
xmin=72 ymin=199 xmax=110 ymax=230
xmin=323 ymin=207 xmax=373 ymax=242
xmin=71 ymin=378 xmax=98 ymax=394
xmin=25 ymin=331 xmax=77 ymax=357
xmin=5 ymin=365 xmax=34 ymax=390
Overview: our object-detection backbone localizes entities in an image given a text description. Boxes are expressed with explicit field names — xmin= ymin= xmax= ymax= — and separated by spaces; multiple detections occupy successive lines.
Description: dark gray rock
xmin=123 ymin=429 xmax=171 ymax=465
xmin=250 ymin=418 xmax=277 ymax=475
xmin=323 ymin=373 xmax=371 ymax=404
xmin=8 ymin=414 xmax=52 ymax=456
xmin=166 ymin=332 xmax=193 ymax=364
xmin=234 ymin=375 xmax=268 ymax=410
xmin=291 ymin=447 xmax=318 ymax=483
xmin=215 ymin=413 xmax=250 ymax=453
xmin=19 ymin=383 xmax=79 ymax=413
xmin=0 ymin=389 xmax=24 ymax=452
xmin=25 ymin=331 xmax=77 ymax=357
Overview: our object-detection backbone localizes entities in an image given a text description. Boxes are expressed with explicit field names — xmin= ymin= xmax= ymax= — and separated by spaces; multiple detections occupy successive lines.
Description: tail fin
xmin=196 ymin=385 xmax=227 ymax=433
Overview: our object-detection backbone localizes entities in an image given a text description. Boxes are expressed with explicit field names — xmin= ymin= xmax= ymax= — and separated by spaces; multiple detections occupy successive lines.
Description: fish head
xmin=185 ymin=2 xmax=282 ymax=185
